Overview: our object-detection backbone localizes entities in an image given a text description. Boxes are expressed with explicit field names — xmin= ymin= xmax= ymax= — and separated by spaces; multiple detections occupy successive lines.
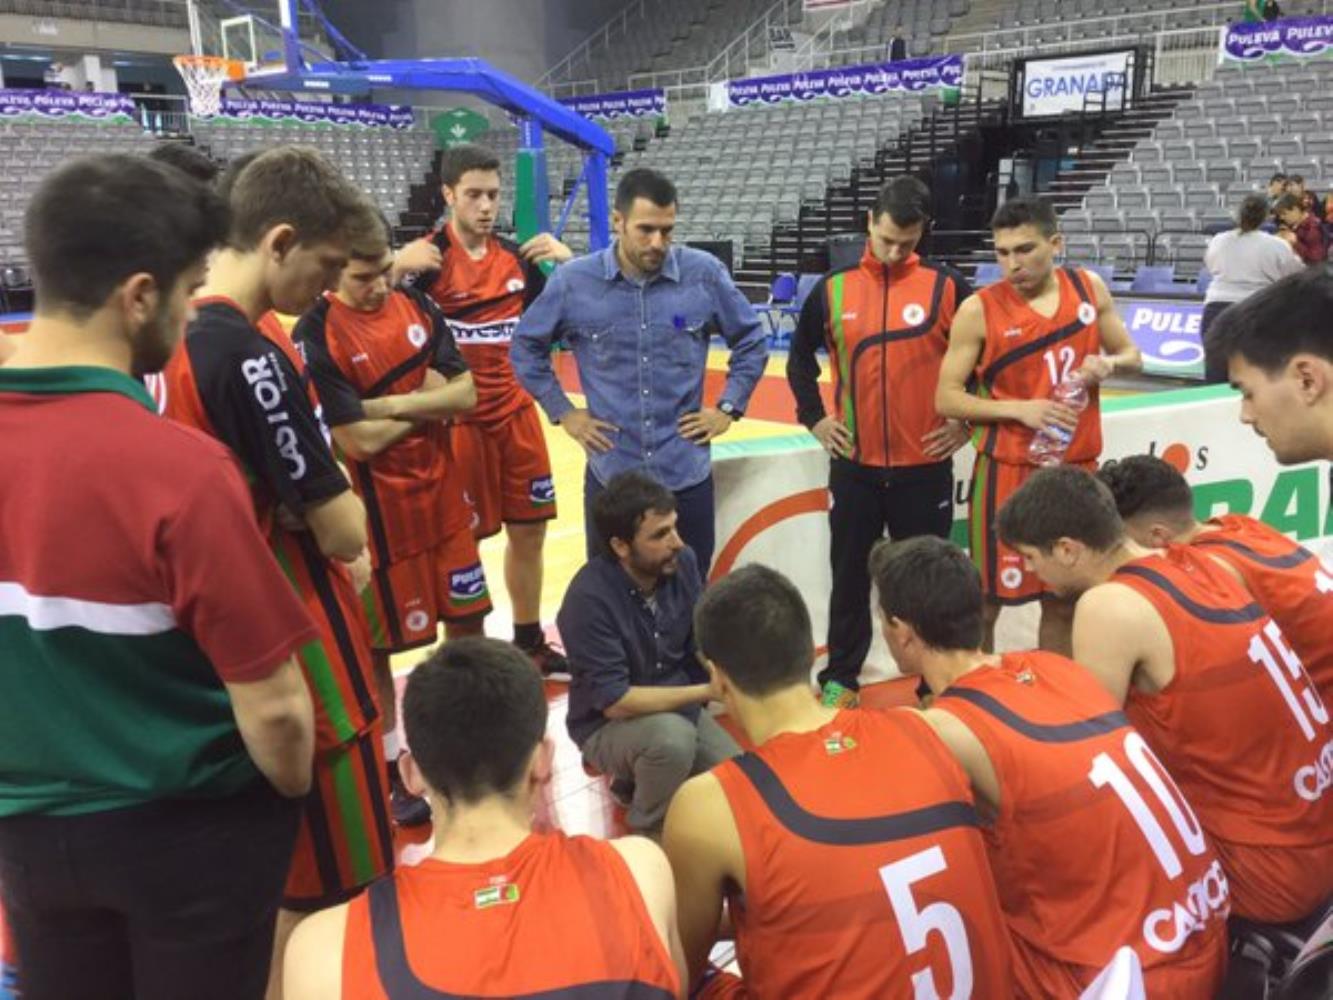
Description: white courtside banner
xmin=1020 ymin=49 xmax=1132 ymax=118
xmin=712 ymin=385 xmax=1333 ymax=684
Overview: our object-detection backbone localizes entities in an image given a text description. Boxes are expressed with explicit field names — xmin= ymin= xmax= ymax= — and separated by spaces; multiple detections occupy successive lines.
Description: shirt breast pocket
xmin=671 ymin=319 xmax=710 ymax=371
xmin=576 ymin=326 xmax=617 ymax=366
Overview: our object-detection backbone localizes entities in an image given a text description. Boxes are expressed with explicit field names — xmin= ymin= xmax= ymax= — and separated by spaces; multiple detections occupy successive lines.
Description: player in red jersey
xmin=998 ymin=466 xmax=1333 ymax=925
xmin=296 ymin=220 xmax=488 ymax=828
xmin=283 ymin=637 xmax=685 ymax=1000
xmin=937 ymin=197 xmax=1140 ymax=654
xmin=664 ymin=565 xmax=1012 ymax=999
xmin=160 ymin=147 xmax=393 ymax=999
xmin=1100 ymin=453 xmax=1333 ymax=703
xmin=395 ymin=144 xmax=571 ymax=675
xmin=872 ymin=536 xmax=1229 ymax=998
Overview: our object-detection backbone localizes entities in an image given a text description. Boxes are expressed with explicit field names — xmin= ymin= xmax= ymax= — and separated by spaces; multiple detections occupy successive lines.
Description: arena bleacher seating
xmin=1063 ymin=58 xmax=1333 ymax=281
xmin=190 ymin=120 xmax=436 ymax=229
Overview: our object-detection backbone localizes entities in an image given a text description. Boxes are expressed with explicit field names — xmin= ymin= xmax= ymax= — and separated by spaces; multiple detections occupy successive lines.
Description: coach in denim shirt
xmin=511 ymin=168 xmax=768 ymax=573
xmin=557 ymin=471 xmax=739 ymax=835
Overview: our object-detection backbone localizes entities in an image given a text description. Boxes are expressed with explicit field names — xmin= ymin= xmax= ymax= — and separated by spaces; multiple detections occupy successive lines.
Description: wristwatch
xmin=719 ymin=401 xmax=743 ymax=421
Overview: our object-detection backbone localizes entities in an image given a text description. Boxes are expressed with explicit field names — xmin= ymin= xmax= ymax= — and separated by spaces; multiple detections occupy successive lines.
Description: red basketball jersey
xmin=973 ymin=267 xmax=1104 ymax=465
xmin=164 ymin=301 xmax=378 ymax=750
xmin=1194 ymin=513 xmax=1333 ymax=703
xmin=340 ymin=832 xmax=679 ymax=999
xmin=294 ymin=289 xmax=471 ymax=565
xmin=939 ymin=651 xmax=1228 ymax=998
xmin=712 ymin=708 xmax=1012 ymax=999
xmin=1113 ymin=546 xmax=1333 ymax=921
xmin=417 ymin=225 xmax=545 ymax=425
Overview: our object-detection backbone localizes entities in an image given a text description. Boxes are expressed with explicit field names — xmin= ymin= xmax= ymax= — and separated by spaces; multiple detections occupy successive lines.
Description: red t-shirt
xmin=0 ymin=365 xmax=317 ymax=815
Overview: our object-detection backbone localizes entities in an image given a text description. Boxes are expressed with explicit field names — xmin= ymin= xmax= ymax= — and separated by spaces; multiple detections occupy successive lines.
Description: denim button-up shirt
xmin=511 ymin=244 xmax=768 ymax=491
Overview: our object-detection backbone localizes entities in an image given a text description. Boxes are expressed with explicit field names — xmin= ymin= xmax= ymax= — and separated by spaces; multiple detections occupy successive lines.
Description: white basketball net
xmin=174 ymin=55 xmax=232 ymax=118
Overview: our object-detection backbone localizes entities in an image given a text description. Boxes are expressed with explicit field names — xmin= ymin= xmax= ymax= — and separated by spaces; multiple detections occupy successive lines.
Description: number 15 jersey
xmin=973 ymin=267 xmax=1103 ymax=465
xmin=1113 ymin=545 xmax=1333 ymax=924
xmin=711 ymin=709 xmax=1012 ymax=999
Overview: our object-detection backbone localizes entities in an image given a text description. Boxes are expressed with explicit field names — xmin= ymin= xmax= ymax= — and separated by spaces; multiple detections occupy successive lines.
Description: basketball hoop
xmin=173 ymin=54 xmax=243 ymax=118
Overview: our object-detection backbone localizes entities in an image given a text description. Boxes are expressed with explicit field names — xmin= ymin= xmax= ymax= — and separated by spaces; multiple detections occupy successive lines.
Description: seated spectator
xmin=283 ymin=638 xmax=684 ymax=999
xmin=1267 ymin=172 xmax=1287 ymax=210
xmin=889 ymin=31 xmax=907 ymax=61
xmin=1275 ymin=193 xmax=1327 ymax=265
xmin=874 ymin=536 xmax=1228 ymax=998
xmin=1200 ymin=194 xmax=1303 ymax=382
xmin=997 ymin=466 xmax=1333 ymax=925
xmin=1264 ymin=0 xmax=1282 ymax=20
xmin=557 ymin=471 xmax=740 ymax=837
xmin=664 ymin=564 xmax=1013 ymax=998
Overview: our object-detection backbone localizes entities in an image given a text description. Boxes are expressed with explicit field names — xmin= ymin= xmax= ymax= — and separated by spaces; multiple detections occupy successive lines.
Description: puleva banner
xmin=712 ymin=386 xmax=1326 ymax=679
xmin=0 ymin=88 xmax=135 ymax=120
xmin=724 ymin=54 xmax=964 ymax=108
xmin=1116 ymin=298 xmax=1204 ymax=379
xmin=1222 ymin=14 xmax=1333 ymax=62
xmin=216 ymin=98 xmax=415 ymax=129
xmin=557 ymin=88 xmax=666 ymax=119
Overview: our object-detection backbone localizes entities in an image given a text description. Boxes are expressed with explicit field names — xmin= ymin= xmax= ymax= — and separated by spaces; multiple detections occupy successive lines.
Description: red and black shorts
xmin=450 ymin=403 xmax=557 ymax=540
xmin=361 ymin=530 xmax=492 ymax=653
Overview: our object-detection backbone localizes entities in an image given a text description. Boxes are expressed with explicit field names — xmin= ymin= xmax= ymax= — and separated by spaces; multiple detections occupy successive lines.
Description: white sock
xmin=383 ymin=730 xmax=402 ymax=761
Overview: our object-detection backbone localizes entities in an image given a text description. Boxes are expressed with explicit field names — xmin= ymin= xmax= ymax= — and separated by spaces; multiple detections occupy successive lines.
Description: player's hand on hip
xmin=812 ymin=415 xmax=854 ymax=458
xmin=394 ymin=238 xmax=442 ymax=277
xmin=560 ymin=408 xmax=618 ymax=454
xmin=1014 ymin=398 xmax=1080 ymax=432
xmin=1077 ymin=355 xmax=1115 ymax=385
xmin=520 ymin=233 xmax=574 ymax=265
xmin=679 ymin=408 xmax=733 ymax=444
xmin=922 ymin=418 xmax=970 ymax=459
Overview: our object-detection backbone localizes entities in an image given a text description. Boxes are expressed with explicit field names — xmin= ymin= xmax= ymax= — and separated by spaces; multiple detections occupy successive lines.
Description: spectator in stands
xmin=1264 ymin=0 xmax=1282 ymax=20
xmin=889 ymin=31 xmax=907 ymax=61
xmin=787 ymin=176 xmax=972 ymax=709
xmin=513 ymin=167 xmax=768 ymax=573
xmin=556 ymin=471 xmax=739 ymax=838
xmin=1213 ymin=267 xmax=1333 ymax=466
xmin=1267 ymin=173 xmax=1288 ymax=210
xmin=1275 ymin=193 xmax=1327 ymax=265
xmin=1201 ymin=193 xmax=1303 ymax=383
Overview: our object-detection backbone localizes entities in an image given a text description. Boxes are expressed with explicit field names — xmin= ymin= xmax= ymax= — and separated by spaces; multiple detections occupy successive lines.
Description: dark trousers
xmin=584 ymin=467 xmax=716 ymax=577
xmin=0 ymin=779 xmax=301 ymax=1000
xmin=820 ymin=458 xmax=954 ymax=690
xmin=1201 ymin=300 xmax=1235 ymax=385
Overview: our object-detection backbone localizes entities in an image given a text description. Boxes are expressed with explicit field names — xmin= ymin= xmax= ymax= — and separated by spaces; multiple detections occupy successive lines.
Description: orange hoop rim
xmin=173 ymin=54 xmax=246 ymax=82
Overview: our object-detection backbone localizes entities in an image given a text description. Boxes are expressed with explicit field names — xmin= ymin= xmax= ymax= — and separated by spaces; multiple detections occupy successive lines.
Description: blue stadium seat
xmin=1196 ymin=270 xmax=1213 ymax=296
xmin=1131 ymin=265 xmax=1178 ymax=294
xmin=974 ymin=263 xmax=1003 ymax=286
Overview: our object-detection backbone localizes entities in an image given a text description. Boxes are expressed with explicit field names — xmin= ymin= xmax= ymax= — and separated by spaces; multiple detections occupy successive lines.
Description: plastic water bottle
xmin=1028 ymin=373 xmax=1089 ymax=467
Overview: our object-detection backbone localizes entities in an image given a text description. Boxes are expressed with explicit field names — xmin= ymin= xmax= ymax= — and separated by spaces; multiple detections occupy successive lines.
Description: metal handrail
xmin=703 ymin=0 xmax=803 ymax=83
xmin=790 ymin=0 xmax=886 ymax=71
xmin=537 ymin=0 xmax=647 ymax=88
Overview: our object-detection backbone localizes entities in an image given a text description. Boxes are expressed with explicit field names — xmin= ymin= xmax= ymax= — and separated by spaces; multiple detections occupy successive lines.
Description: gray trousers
xmin=581 ymin=710 xmax=740 ymax=833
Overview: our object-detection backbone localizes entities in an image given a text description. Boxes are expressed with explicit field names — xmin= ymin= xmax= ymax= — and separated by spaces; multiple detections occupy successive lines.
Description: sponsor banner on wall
xmin=558 ymin=88 xmax=666 ymax=119
xmin=1222 ymin=15 xmax=1333 ymax=63
xmin=1116 ymin=297 xmax=1205 ymax=380
xmin=1019 ymin=49 xmax=1132 ymax=117
xmin=0 ymin=88 xmax=135 ymax=120
xmin=713 ymin=385 xmax=1331 ymax=681
xmin=724 ymin=54 xmax=964 ymax=108
xmin=216 ymin=97 xmax=415 ymax=129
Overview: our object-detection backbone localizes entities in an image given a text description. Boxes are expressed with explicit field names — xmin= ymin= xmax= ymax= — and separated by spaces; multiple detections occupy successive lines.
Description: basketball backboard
xmin=185 ymin=0 xmax=312 ymax=80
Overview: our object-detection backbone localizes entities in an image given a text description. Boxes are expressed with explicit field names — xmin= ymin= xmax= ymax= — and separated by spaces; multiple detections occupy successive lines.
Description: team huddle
xmin=1 ymin=132 xmax=1331 ymax=1000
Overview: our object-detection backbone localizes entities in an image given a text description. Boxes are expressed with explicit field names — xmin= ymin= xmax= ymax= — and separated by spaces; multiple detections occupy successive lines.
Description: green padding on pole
xmin=513 ymin=148 xmax=541 ymax=245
